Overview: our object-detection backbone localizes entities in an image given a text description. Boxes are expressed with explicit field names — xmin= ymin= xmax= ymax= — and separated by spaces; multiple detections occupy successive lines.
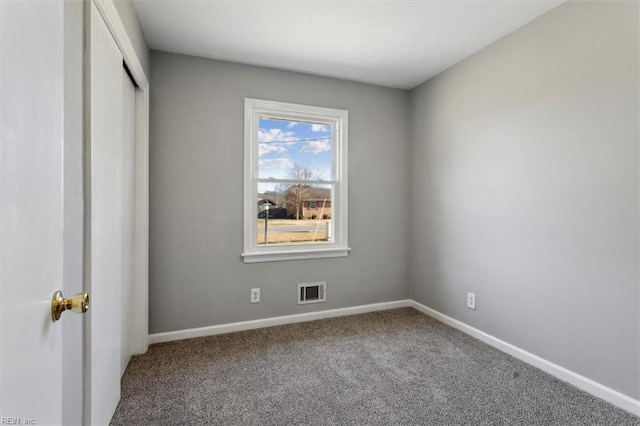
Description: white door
xmin=1 ymin=2 xmax=142 ymax=424
xmin=0 ymin=1 xmax=67 ymax=424
xmin=87 ymin=2 xmax=126 ymax=424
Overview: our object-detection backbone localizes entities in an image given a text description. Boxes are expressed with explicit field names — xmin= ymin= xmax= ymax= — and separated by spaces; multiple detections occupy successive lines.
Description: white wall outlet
xmin=251 ymin=288 xmax=260 ymax=303
xmin=467 ymin=292 xmax=476 ymax=310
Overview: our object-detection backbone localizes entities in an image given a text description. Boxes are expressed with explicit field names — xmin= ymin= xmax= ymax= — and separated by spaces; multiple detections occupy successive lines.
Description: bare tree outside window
xmin=285 ymin=164 xmax=321 ymax=220
xmin=273 ymin=183 xmax=289 ymax=208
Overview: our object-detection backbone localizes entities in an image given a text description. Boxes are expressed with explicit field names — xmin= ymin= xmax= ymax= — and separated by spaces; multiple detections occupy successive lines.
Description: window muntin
xmin=243 ymin=99 xmax=348 ymax=263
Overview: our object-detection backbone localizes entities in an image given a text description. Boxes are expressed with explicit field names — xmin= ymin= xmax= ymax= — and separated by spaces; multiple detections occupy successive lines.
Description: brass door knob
xmin=51 ymin=291 xmax=89 ymax=321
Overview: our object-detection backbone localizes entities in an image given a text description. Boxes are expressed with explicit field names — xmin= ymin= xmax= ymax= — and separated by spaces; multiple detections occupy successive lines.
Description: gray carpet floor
xmin=111 ymin=308 xmax=639 ymax=425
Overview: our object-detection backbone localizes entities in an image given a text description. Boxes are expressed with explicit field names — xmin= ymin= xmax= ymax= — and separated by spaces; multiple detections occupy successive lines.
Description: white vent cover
xmin=298 ymin=282 xmax=326 ymax=305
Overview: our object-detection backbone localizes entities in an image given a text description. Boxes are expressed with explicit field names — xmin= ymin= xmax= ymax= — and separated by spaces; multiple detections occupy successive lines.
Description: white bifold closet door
xmin=88 ymin=2 xmax=137 ymax=423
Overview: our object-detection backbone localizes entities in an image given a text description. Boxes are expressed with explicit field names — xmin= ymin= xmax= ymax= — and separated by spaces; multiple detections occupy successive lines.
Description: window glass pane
xmin=258 ymin=118 xmax=332 ymax=181
xmin=257 ymin=183 xmax=332 ymax=245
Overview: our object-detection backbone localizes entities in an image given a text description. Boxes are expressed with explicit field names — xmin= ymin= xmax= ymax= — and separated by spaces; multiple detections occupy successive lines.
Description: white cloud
xmin=287 ymin=122 xmax=298 ymax=128
xmin=258 ymin=128 xmax=298 ymax=157
xmin=300 ymin=139 xmax=331 ymax=155
xmin=311 ymin=124 xmax=329 ymax=132
xmin=258 ymin=128 xmax=296 ymax=143
xmin=258 ymin=143 xmax=287 ymax=157
xmin=258 ymin=157 xmax=295 ymax=174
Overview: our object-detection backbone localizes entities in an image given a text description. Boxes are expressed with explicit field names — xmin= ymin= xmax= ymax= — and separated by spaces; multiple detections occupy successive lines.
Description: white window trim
xmin=242 ymin=98 xmax=349 ymax=263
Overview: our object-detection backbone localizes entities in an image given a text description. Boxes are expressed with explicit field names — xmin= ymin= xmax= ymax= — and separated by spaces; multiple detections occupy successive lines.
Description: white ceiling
xmin=132 ymin=0 xmax=564 ymax=89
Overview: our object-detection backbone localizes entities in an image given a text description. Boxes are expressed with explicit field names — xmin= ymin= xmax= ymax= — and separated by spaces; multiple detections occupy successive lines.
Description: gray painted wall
xmin=113 ymin=0 xmax=150 ymax=78
xmin=149 ymin=52 xmax=411 ymax=334
xmin=409 ymin=1 xmax=639 ymax=399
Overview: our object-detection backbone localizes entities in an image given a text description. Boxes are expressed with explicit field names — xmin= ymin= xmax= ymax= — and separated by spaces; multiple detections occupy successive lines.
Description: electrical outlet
xmin=251 ymin=288 xmax=260 ymax=303
xmin=467 ymin=292 xmax=476 ymax=310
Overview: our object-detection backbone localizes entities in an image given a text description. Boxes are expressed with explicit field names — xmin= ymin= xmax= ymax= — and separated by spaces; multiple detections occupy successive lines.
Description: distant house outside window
xmin=242 ymin=98 xmax=349 ymax=263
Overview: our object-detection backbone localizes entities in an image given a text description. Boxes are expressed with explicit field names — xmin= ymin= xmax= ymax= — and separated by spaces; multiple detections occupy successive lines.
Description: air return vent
xmin=298 ymin=282 xmax=326 ymax=305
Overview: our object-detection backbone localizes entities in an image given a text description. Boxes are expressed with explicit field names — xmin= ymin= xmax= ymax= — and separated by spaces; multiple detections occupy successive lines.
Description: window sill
xmin=241 ymin=247 xmax=351 ymax=263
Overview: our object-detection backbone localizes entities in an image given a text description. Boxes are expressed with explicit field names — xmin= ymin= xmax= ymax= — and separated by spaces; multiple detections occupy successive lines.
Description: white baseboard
xmin=148 ymin=300 xmax=411 ymax=344
xmin=147 ymin=298 xmax=639 ymax=416
xmin=409 ymin=300 xmax=640 ymax=417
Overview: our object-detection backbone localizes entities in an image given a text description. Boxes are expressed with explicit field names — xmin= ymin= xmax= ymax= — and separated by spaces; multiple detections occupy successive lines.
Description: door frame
xmin=91 ymin=0 xmax=149 ymax=357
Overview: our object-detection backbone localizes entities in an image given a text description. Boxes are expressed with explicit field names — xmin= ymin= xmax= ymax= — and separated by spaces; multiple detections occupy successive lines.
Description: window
xmin=243 ymin=98 xmax=349 ymax=263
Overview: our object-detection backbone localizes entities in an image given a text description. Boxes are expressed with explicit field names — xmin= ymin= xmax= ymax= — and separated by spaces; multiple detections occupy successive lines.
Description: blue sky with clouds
xmin=258 ymin=118 xmax=332 ymax=181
